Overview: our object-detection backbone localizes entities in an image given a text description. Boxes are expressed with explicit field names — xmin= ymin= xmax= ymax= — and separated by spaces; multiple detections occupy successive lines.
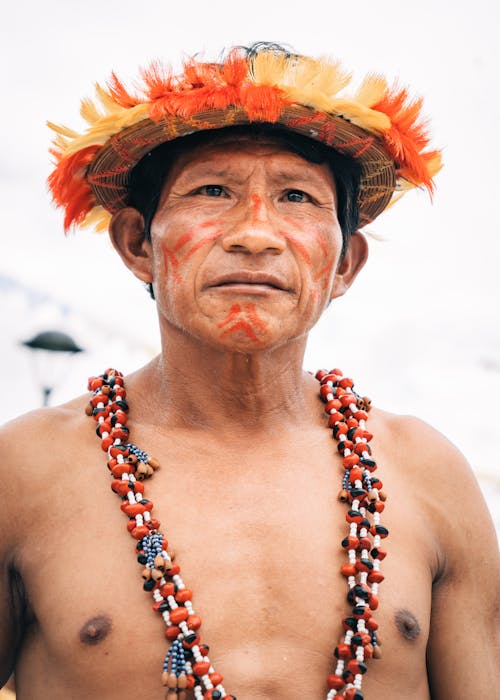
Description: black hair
xmin=128 ymin=125 xmax=362 ymax=297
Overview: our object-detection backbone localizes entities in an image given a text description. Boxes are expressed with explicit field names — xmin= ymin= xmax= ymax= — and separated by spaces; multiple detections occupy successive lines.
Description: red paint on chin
xmin=217 ymin=303 xmax=268 ymax=342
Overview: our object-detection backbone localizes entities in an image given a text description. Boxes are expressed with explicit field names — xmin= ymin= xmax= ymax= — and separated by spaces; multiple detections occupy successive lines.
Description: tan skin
xmin=1 ymin=136 xmax=499 ymax=699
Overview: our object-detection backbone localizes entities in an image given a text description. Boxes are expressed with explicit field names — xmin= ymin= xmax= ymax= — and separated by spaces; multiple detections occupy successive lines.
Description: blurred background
xmin=0 ymin=0 xmax=499 ymax=541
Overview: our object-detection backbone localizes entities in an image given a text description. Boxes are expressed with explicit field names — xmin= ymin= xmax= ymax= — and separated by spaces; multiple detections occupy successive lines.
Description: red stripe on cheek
xmin=283 ymin=218 xmax=328 ymax=258
xmin=314 ymin=260 xmax=335 ymax=289
xmin=184 ymin=230 xmax=222 ymax=259
xmin=162 ymin=247 xmax=183 ymax=284
xmin=283 ymin=232 xmax=312 ymax=265
xmin=173 ymin=230 xmax=194 ymax=251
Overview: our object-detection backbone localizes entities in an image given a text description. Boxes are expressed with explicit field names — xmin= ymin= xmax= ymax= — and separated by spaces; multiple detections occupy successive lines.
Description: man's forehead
xmin=161 ymin=129 xmax=336 ymax=184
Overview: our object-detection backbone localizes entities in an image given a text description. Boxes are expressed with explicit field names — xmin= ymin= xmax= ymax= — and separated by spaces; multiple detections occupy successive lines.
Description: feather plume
xmin=355 ymin=75 xmax=388 ymax=108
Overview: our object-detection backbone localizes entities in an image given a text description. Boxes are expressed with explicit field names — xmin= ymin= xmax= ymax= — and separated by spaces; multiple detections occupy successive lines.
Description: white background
xmin=1 ymin=0 xmax=499 ymax=531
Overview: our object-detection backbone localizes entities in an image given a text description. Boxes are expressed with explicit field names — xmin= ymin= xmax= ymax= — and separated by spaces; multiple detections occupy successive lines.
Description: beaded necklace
xmin=86 ymin=367 xmax=387 ymax=700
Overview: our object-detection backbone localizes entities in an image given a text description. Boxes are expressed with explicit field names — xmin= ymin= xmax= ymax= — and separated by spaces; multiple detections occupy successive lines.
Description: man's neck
xmin=132 ymin=324 xmax=318 ymax=436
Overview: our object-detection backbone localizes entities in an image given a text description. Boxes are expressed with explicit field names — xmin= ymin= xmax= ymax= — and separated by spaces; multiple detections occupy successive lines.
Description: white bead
xmin=143 ymin=511 xmax=151 ymax=522
xmin=162 ymin=612 xmax=170 ymax=623
xmin=167 ymin=595 xmax=177 ymax=609
xmin=360 ymin=572 xmax=368 ymax=584
xmin=201 ymin=675 xmax=213 ymax=689
xmin=127 ymin=492 xmax=135 ymax=504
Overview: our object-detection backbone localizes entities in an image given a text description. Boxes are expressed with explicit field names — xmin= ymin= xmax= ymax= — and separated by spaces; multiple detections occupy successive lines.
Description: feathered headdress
xmin=48 ymin=44 xmax=442 ymax=232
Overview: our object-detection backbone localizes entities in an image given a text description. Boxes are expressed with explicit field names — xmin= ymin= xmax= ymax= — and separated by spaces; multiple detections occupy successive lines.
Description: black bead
xmin=116 ymin=399 xmax=129 ymax=411
xmin=350 ymin=488 xmax=366 ymax=499
xmin=360 ymin=457 xmax=376 ymax=468
xmin=352 ymin=604 xmax=366 ymax=616
xmin=143 ymin=579 xmax=156 ymax=591
xmin=375 ymin=525 xmax=389 ymax=536
xmin=184 ymin=632 xmax=197 ymax=644
xmin=343 ymin=616 xmax=357 ymax=631
xmin=158 ymin=602 xmax=169 ymax=612
xmin=341 ymin=537 xmax=350 ymax=549
xmin=137 ymin=554 xmax=147 ymax=565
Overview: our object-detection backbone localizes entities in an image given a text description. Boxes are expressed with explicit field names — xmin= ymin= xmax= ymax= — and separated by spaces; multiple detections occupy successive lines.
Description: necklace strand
xmin=86 ymin=367 xmax=387 ymax=700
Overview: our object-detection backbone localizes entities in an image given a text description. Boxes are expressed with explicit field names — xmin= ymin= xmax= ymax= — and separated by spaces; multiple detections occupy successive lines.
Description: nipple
xmin=79 ymin=615 xmax=112 ymax=645
xmin=395 ymin=609 xmax=421 ymax=641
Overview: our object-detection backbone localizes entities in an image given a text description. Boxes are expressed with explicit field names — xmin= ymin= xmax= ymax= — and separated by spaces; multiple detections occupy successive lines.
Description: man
xmin=1 ymin=44 xmax=498 ymax=700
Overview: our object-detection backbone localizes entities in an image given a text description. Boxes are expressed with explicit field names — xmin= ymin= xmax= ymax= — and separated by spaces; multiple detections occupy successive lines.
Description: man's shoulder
xmin=0 ymin=394 xmax=94 ymax=480
xmin=372 ymin=407 xmax=472 ymax=478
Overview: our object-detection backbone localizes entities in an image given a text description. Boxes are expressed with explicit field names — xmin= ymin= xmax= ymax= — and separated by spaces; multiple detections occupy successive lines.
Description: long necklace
xmin=86 ymin=368 xmax=387 ymax=700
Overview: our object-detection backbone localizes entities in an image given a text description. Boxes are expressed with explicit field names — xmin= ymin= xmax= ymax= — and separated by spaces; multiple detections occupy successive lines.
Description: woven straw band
xmin=48 ymin=46 xmax=441 ymax=233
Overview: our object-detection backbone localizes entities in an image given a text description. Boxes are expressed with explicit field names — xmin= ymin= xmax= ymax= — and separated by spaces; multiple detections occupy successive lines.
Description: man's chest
xmin=17 ymin=433 xmax=434 ymax=699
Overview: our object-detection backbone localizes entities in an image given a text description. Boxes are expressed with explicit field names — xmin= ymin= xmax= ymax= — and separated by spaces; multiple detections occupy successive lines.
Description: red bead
xmin=325 ymin=399 xmax=341 ymax=414
xmin=131 ymin=525 xmax=149 ymax=539
xmin=341 ymin=563 xmax=356 ymax=577
xmin=346 ymin=417 xmax=359 ymax=429
xmin=165 ymin=625 xmax=180 ymax=640
xmin=343 ymin=455 xmax=360 ymax=469
xmin=121 ymin=503 xmax=146 ymax=516
xmin=187 ymin=614 xmax=202 ymax=630
xmin=175 ymin=589 xmax=193 ymax=603
xmin=326 ymin=674 xmax=345 ymax=690
xmin=369 ymin=595 xmax=379 ymax=610
xmin=358 ymin=537 xmax=371 ymax=551
xmin=209 ymin=672 xmax=224 ymax=685
xmin=320 ymin=384 xmax=334 ymax=399
xmin=169 ymin=607 xmax=188 ymax=624
xmin=111 ymin=463 xmax=132 ymax=478
xmin=328 ymin=411 xmax=344 ymax=427
xmin=160 ymin=582 xmax=175 ymax=597
xmin=334 ymin=643 xmax=351 ymax=659
xmin=101 ymin=436 xmax=114 ymax=451
xmin=347 ymin=659 xmax=367 ymax=675
xmin=111 ymin=479 xmax=130 ymax=496
xmin=339 ymin=377 xmax=354 ymax=389
xmin=366 ymin=617 xmax=379 ymax=631
xmin=368 ymin=571 xmax=385 ymax=584
xmin=193 ymin=661 xmax=210 ymax=676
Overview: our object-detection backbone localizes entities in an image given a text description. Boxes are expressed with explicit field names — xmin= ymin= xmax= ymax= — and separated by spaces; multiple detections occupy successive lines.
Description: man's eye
xmin=285 ymin=190 xmax=310 ymax=203
xmin=199 ymin=185 xmax=226 ymax=197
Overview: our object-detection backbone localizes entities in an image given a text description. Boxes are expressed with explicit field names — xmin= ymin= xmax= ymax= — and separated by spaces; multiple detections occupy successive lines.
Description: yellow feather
xmin=248 ymin=51 xmax=289 ymax=85
xmin=81 ymin=206 xmax=112 ymax=232
xmin=47 ymin=121 xmax=79 ymax=139
xmin=95 ymin=83 xmax=125 ymax=114
xmin=326 ymin=99 xmax=391 ymax=133
xmin=355 ymin=74 xmax=388 ymax=108
xmin=80 ymin=97 xmax=102 ymax=126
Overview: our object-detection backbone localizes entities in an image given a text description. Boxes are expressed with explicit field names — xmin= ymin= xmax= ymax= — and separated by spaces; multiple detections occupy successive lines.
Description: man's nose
xmin=220 ymin=195 xmax=286 ymax=255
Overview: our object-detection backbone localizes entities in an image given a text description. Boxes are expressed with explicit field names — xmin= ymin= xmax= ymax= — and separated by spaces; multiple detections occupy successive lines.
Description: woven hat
xmin=48 ymin=44 xmax=441 ymax=232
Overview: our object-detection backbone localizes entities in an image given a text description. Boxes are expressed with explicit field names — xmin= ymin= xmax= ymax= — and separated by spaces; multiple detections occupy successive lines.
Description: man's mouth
xmin=205 ymin=271 xmax=291 ymax=292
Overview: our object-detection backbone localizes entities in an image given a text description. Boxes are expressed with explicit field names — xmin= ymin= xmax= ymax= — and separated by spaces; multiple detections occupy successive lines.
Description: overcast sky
xmin=1 ymin=0 xmax=499 ymax=525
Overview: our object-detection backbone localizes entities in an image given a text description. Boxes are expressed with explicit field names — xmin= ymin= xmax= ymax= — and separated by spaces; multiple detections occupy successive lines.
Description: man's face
xmin=147 ymin=135 xmax=348 ymax=352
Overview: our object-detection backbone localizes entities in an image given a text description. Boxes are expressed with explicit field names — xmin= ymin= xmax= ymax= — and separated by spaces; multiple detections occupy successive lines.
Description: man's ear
xmin=108 ymin=208 xmax=153 ymax=284
xmin=331 ymin=231 xmax=368 ymax=300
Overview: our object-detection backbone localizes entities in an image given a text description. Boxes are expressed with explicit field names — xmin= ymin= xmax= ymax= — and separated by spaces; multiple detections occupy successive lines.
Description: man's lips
xmin=205 ymin=271 xmax=292 ymax=292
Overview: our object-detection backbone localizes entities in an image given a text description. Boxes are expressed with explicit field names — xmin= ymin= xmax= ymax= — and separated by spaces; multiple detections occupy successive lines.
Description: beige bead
xmin=373 ymin=645 xmax=382 ymax=659
xmin=379 ymin=490 xmax=388 ymax=502
xmin=177 ymin=674 xmax=188 ymax=689
xmin=178 ymin=692 xmax=187 ymax=700
xmin=368 ymin=490 xmax=378 ymax=502
xmin=167 ymin=672 xmax=178 ymax=689
xmin=141 ymin=567 xmax=151 ymax=581
xmin=151 ymin=568 xmax=163 ymax=581
xmin=161 ymin=672 xmax=170 ymax=686
xmin=148 ymin=456 xmax=160 ymax=470
xmin=167 ymin=549 xmax=175 ymax=561
xmin=155 ymin=554 xmax=166 ymax=571
xmin=166 ymin=691 xmax=178 ymax=700
xmin=85 ymin=403 xmax=94 ymax=416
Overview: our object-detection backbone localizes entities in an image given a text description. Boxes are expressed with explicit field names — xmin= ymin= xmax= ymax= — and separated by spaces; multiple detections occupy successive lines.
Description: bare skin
xmin=1 ymin=137 xmax=499 ymax=699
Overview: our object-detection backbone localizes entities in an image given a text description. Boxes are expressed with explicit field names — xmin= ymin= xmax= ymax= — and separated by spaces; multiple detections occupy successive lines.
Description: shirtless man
xmin=1 ymin=44 xmax=498 ymax=700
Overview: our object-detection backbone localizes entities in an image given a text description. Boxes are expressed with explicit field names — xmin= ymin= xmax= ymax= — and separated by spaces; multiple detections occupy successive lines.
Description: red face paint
xmin=314 ymin=260 xmax=335 ymax=289
xmin=251 ymin=193 xmax=263 ymax=225
xmin=283 ymin=217 xmax=328 ymax=258
xmin=217 ymin=303 xmax=268 ymax=342
xmin=161 ymin=219 xmax=224 ymax=285
xmin=282 ymin=232 xmax=312 ymax=265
